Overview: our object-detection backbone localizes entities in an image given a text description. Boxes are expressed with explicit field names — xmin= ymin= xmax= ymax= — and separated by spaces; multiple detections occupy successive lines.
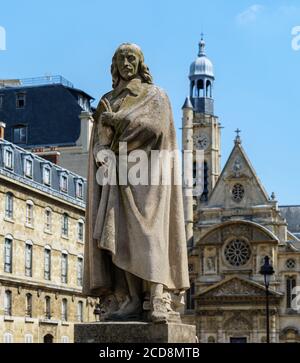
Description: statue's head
xmin=111 ymin=43 xmax=153 ymax=88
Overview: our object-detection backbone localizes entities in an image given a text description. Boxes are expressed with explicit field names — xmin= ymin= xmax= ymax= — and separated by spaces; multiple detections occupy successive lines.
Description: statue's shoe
xmin=151 ymin=297 xmax=168 ymax=324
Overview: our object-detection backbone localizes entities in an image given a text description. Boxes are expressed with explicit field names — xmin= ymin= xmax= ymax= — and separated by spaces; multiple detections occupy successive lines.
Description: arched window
xmin=4 ymin=235 xmax=13 ymax=273
xmin=207 ymin=336 xmax=216 ymax=343
xmin=62 ymin=299 xmax=68 ymax=321
xmin=45 ymin=296 xmax=51 ymax=319
xmin=25 ymin=200 xmax=34 ymax=226
xmin=44 ymin=246 xmax=51 ymax=280
xmin=286 ymin=276 xmax=297 ymax=309
xmin=25 ymin=293 xmax=32 ymax=317
xmin=24 ymin=334 xmax=33 ymax=343
xmin=44 ymin=208 xmax=52 ymax=232
xmin=61 ymin=252 xmax=68 ymax=283
xmin=61 ymin=336 xmax=69 ymax=343
xmin=5 ymin=192 xmax=13 ymax=219
xmin=77 ymin=301 xmax=84 ymax=322
xmin=61 ymin=213 xmax=69 ymax=237
xmin=193 ymin=161 xmax=197 ymax=187
xmin=197 ymin=79 xmax=204 ymax=97
xmin=191 ymin=80 xmax=195 ymax=98
xmin=206 ymin=80 xmax=212 ymax=98
xmin=43 ymin=334 xmax=53 ymax=343
xmin=25 ymin=240 xmax=33 ymax=277
xmin=200 ymin=161 xmax=209 ymax=202
xmin=4 ymin=290 xmax=12 ymax=316
xmin=3 ymin=332 xmax=13 ymax=343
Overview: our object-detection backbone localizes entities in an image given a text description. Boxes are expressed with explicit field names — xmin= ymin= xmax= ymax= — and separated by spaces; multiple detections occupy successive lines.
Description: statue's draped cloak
xmin=83 ymin=79 xmax=189 ymax=296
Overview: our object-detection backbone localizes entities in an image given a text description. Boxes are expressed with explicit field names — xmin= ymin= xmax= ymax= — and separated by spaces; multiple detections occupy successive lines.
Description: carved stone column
xmin=217 ymin=314 xmax=223 ymax=343
xmin=252 ymin=313 xmax=259 ymax=343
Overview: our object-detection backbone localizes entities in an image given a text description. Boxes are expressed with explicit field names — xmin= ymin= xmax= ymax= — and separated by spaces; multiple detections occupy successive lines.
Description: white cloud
xmin=236 ymin=4 xmax=264 ymax=25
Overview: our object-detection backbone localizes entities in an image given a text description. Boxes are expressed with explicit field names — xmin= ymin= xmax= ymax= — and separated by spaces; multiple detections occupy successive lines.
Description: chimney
xmin=0 ymin=122 xmax=6 ymax=139
xmin=77 ymin=111 xmax=93 ymax=152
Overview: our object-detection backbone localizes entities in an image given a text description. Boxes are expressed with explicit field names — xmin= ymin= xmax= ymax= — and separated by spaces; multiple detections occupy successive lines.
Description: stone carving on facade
xmin=232 ymin=157 xmax=243 ymax=177
xmin=222 ymin=224 xmax=252 ymax=240
xmin=203 ymin=278 xmax=266 ymax=298
xmin=204 ymin=247 xmax=217 ymax=274
xmin=224 ymin=313 xmax=252 ymax=331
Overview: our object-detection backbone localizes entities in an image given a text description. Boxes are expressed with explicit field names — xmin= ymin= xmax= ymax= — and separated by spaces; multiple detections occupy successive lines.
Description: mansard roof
xmin=0 ymin=138 xmax=86 ymax=208
xmin=0 ymin=78 xmax=94 ymax=148
xmin=280 ymin=205 xmax=300 ymax=235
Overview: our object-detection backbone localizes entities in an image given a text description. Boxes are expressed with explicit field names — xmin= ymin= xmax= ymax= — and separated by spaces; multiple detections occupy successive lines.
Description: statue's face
xmin=116 ymin=46 xmax=140 ymax=81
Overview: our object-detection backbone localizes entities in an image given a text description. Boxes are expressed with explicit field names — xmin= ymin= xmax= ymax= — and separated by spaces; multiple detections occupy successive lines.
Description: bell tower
xmin=182 ymin=36 xmax=221 ymax=205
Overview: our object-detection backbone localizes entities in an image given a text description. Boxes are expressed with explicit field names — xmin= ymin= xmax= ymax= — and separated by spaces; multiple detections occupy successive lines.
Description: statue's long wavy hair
xmin=111 ymin=43 xmax=153 ymax=89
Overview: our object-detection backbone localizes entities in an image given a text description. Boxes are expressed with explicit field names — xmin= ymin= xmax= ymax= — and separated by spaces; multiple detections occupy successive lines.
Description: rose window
xmin=224 ymin=239 xmax=251 ymax=267
xmin=232 ymin=183 xmax=245 ymax=202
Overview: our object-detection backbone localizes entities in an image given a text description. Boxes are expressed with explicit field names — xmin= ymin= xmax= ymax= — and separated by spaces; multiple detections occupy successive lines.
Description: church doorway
xmin=43 ymin=334 xmax=54 ymax=343
xmin=230 ymin=337 xmax=247 ymax=343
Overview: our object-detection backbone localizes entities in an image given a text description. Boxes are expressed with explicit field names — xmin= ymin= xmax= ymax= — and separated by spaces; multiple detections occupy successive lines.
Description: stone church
xmin=182 ymin=38 xmax=300 ymax=343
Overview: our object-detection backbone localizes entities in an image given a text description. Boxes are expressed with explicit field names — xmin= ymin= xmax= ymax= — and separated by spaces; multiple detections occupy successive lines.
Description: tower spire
xmin=198 ymin=33 xmax=206 ymax=56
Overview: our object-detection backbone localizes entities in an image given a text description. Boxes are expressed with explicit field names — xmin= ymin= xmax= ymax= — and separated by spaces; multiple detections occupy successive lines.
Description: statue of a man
xmin=83 ymin=43 xmax=189 ymax=323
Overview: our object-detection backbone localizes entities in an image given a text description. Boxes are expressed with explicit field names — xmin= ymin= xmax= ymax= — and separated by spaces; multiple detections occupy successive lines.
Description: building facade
xmin=0 ymin=127 xmax=96 ymax=343
xmin=182 ymin=39 xmax=300 ymax=343
xmin=0 ymin=75 xmax=94 ymax=178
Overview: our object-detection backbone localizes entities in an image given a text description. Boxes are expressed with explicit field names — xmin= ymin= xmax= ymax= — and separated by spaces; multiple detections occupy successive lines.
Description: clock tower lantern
xmin=182 ymin=36 xmax=221 ymax=202
xmin=182 ymin=37 xmax=221 ymax=245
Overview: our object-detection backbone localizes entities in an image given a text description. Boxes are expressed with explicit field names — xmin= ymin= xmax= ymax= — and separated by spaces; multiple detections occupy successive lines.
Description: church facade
xmin=182 ymin=38 xmax=300 ymax=343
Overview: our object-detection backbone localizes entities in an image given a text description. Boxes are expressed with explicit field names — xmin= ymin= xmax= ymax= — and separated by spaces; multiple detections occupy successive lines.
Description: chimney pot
xmin=0 ymin=121 xmax=6 ymax=139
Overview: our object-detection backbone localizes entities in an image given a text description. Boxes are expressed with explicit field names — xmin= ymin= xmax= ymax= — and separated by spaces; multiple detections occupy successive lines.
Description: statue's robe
xmin=83 ymin=78 xmax=189 ymax=296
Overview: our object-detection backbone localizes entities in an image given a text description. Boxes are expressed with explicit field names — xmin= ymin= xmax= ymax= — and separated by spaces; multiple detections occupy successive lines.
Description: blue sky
xmin=0 ymin=0 xmax=299 ymax=204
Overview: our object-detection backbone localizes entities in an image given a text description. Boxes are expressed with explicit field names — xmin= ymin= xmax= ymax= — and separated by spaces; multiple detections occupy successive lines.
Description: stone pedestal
xmin=74 ymin=322 xmax=196 ymax=343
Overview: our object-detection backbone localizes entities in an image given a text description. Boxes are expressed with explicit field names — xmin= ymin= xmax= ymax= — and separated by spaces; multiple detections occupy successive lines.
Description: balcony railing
xmin=20 ymin=75 xmax=74 ymax=89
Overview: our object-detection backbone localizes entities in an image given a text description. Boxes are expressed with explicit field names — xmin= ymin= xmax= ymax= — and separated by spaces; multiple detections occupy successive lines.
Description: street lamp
xmin=260 ymin=255 xmax=275 ymax=343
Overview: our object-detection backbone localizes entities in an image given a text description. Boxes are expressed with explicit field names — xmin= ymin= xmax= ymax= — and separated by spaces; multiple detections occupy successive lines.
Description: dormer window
xmin=23 ymin=156 xmax=33 ymax=178
xmin=60 ymin=173 xmax=68 ymax=193
xmin=44 ymin=168 xmax=51 ymax=185
xmin=3 ymin=147 xmax=13 ymax=169
xmin=13 ymin=125 xmax=27 ymax=144
xmin=16 ymin=92 xmax=26 ymax=109
xmin=41 ymin=163 xmax=52 ymax=186
xmin=75 ymin=179 xmax=84 ymax=199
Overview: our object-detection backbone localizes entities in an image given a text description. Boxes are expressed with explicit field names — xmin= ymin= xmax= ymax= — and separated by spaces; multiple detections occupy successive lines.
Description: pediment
xmin=208 ymin=142 xmax=271 ymax=208
xmin=198 ymin=277 xmax=282 ymax=300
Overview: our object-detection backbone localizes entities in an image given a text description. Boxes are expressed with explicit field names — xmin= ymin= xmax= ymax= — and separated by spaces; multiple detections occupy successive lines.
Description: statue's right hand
xmin=100 ymin=112 xmax=116 ymax=127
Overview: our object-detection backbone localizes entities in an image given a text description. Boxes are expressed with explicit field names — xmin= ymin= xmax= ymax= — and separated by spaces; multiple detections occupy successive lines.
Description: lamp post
xmin=260 ymin=255 xmax=275 ymax=343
